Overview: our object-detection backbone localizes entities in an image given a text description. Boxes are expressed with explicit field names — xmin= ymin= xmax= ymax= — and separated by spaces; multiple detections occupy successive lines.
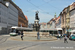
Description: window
xmin=1 ymin=18 xmax=7 ymax=24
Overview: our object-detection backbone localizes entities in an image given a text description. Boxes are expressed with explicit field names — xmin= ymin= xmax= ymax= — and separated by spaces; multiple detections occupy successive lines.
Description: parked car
xmin=69 ymin=35 xmax=75 ymax=40
xmin=63 ymin=34 xmax=70 ymax=38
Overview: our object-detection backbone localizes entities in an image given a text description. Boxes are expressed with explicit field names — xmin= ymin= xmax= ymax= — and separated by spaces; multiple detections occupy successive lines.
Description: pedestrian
xmin=64 ymin=35 xmax=68 ymax=43
xmin=57 ymin=34 xmax=60 ymax=39
xmin=60 ymin=34 xmax=62 ymax=40
xmin=21 ymin=31 xmax=24 ymax=40
xmin=37 ymin=31 xmax=40 ymax=40
xmin=18 ymin=31 xmax=21 ymax=35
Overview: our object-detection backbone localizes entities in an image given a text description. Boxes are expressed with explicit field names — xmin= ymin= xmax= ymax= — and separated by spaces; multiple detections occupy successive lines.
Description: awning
xmin=69 ymin=30 xmax=75 ymax=32
xmin=56 ymin=28 xmax=62 ymax=30
xmin=40 ymin=28 xmax=57 ymax=31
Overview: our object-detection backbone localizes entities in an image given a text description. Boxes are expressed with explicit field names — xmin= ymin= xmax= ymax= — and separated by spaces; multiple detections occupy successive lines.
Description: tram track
xmin=0 ymin=36 xmax=10 ymax=44
xmin=6 ymin=42 xmax=47 ymax=50
xmin=6 ymin=39 xmax=58 ymax=50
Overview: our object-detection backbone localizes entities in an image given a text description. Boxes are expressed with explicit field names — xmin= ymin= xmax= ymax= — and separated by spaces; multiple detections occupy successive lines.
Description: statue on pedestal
xmin=33 ymin=11 xmax=40 ymax=31
xmin=35 ymin=11 xmax=39 ymax=21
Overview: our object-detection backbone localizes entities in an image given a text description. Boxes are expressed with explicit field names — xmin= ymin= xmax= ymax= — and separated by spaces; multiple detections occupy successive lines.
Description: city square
xmin=0 ymin=34 xmax=75 ymax=50
xmin=0 ymin=0 xmax=75 ymax=50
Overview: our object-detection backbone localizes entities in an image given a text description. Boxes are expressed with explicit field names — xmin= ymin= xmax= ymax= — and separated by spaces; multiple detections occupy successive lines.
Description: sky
xmin=12 ymin=0 xmax=75 ymax=23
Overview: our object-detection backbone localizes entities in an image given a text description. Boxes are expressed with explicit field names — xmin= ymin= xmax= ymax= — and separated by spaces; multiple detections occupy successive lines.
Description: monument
xmin=33 ymin=11 xmax=40 ymax=31
xmin=23 ymin=11 xmax=49 ymax=37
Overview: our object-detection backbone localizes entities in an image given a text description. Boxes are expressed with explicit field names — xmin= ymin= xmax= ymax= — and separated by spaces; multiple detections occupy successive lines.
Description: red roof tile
xmin=25 ymin=15 xmax=28 ymax=21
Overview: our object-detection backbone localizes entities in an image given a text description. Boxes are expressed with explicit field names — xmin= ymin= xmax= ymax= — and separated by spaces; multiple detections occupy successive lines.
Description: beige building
xmin=70 ymin=2 xmax=75 ymax=30
xmin=40 ymin=22 xmax=47 ymax=29
xmin=47 ymin=13 xmax=57 ymax=29
xmin=61 ymin=2 xmax=75 ymax=34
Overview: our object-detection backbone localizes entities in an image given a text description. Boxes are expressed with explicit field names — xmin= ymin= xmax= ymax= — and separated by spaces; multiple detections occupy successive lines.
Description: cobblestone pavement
xmin=0 ymin=35 xmax=75 ymax=50
xmin=10 ymin=35 xmax=57 ymax=41
xmin=0 ymin=35 xmax=10 ymax=44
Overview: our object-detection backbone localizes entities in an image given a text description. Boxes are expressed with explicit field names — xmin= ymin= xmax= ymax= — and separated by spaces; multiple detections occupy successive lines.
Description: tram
xmin=9 ymin=26 xmax=33 ymax=36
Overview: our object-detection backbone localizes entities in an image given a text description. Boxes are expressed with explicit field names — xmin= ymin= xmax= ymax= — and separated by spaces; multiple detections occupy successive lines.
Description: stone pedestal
xmin=23 ymin=31 xmax=49 ymax=37
xmin=33 ymin=20 xmax=40 ymax=31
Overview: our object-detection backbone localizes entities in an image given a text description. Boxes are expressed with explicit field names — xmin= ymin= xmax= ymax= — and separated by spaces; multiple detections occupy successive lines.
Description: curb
xmin=10 ymin=37 xmax=58 ymax=42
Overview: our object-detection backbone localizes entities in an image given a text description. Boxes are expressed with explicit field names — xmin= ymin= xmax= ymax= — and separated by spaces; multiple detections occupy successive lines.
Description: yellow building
xmin=61 ymin=2 xmax=75 ymax=34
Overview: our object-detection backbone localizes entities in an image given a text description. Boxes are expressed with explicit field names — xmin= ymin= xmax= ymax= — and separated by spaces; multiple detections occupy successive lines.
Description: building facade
xmin=61 ymin=8 xmax=67 ymax=33
xmin=66 ymin=6 xmax=70 ymax=33
xmin=56 ymin=16 xmax=61 ymax=28
xmin=70 ymin=9 xmax=75 ymax=30
xmin=61 ymin=2 xmax=75 ymax=34
xmin=70 ymin=2 xmax=75 ymax=30
xmin=40 ymin=22 xmax=47 ymax=29
xmin=0 ymin=0 xmax=28 ymax=34
xmin=47 ymin=18 xmax=53 ymax=29
xmin=10 ymin=0 xmax=28 ymax=27
xmin=47 ymin=13 xmax=57 ymax=29
xmin=0 ymin=1 xmax=8 ymax=34
xmin=61 ymin=6 xmax=71 ymax=34
xmin=0 ymin=0 xmax=18 ymax=34
xmin=28 ymin=23 xmax=33 ymax=28
xmin=8 ymin=1 xmax=18 ymax=26
xmin=18 ymin=7 xmax=28 ymax=27
xmin=25 ymin=15 xmax=28 ymax=27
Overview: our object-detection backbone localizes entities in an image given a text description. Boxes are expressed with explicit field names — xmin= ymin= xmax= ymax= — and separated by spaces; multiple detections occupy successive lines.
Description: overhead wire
xmin=42 ymin=0 xmax=61 ymax=10
xmin=26 ymin=0 xmax=52 ymax=15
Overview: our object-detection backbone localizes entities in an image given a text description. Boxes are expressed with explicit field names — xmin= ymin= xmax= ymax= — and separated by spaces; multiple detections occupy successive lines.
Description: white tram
xmin=9 ymin=26 xmax=33 ymax=36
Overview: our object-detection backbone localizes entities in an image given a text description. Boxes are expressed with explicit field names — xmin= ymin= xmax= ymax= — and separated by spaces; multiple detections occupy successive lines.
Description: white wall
xmin=50 ymin=21 xmax=55 ymax=29
xmin=40 ymin=24 xmax=47 ymax=29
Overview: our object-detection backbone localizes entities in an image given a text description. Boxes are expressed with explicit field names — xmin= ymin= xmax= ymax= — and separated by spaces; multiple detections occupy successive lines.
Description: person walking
xmin=64 ymin=35 xmax=68 ymax=43
xmin=21 ymin=31 xmax=24 ymax=40
xmin=37 ymin=31 xmax=40 ymax=40
xmin=18 ymin=31 xmax=21 ymax=35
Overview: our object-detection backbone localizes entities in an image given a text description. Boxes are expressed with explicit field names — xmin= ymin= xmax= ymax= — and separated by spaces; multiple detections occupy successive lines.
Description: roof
xmin=47 ymin=18 xmax=57 ymax=24
xmin=70 ymin=2 xmax=75 ymax=5
xmin=40 ymin=28 xmax=62 ymax=31
xmin=57 ymin=16 xmax=60 ymax=20
xmin=53 ymin=18 xmax=57 ymax=21
xmin=11 ymin=26 xmax=33 ymax=30
xmin=56 ymin=28 xmax=62 ymax=30
xmin=56 ymin=16 xmax=60 ymax=24
xmin=56 ymin=16 xmax=60 ymax=21
xmin=40 ymin=22 xmax=46 ymax=25
xmin=25 ymin=15 xmax=28 ymax=21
